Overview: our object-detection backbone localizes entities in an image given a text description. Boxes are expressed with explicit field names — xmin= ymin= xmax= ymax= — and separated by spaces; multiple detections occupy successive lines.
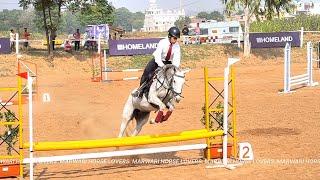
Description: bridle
xmin=155 ymin=68 xmax=185 ymax=101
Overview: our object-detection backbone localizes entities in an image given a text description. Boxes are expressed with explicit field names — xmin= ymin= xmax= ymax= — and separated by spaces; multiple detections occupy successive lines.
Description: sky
xmin=2 ymin=0 xmax=320 ymax=15
xmin=0 ymin=0 xmax=225 ymax=15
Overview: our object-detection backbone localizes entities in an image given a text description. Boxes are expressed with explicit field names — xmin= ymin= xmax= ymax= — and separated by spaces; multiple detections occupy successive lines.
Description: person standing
xmin=195 ymin=23 xmax=201 ymax=45
xmin=23 ymin=28 xmax=31 ymax=50
xmin=9 ymin=29 xmax=16 ymax=52
xmin=50 ymin=28 xmax=57 ymax=50
xmin=182 ymin=25 xmax=189 ymax=45
xmin=73 ymin=29 xmax=81 ymax=51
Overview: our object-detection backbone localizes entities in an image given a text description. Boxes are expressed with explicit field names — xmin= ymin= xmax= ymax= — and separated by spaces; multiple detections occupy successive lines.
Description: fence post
xmin=238 ymin=27 xmax=241 ymax=48
xmin=300 ymin=27 xmax=304 ymax=48
xmin=318 ymin=42 xmax=320 ymax=68
xmin=15 ymin=33 xmax=19 ymax=55
xmin=307 ymin=42 xmax=313 ymax=86
xmin=284 ymin=43 xmax=291 ymax=93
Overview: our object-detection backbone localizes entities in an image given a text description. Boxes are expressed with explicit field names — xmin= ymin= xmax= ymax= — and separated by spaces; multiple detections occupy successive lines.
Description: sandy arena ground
xmin=1 ymin=53 xmax=320 ymax=179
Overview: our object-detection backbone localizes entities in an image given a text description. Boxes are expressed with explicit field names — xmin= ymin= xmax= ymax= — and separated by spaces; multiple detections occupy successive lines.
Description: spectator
xmin=23 ymin=28 xmax=31 ymax=50
xmin=195 ymin=23 xmax=201 ymax=45
xmin=64 ymin=40 xmax=72 ymax=52
xmin=50 ymin=28 xmax=57 ymax=50
xmin=73 ymin=29 xmax=81 ymax=51
xmin=182 ymin=25 xmax=189 ymax=35
xmin=9 ymin=29 xmax=16 ymax=52
xmin=182 ymin=25 xmax=189 ymax=45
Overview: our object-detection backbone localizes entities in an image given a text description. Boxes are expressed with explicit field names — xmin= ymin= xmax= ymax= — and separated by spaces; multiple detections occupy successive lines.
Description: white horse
xmin=118 ymin=65 xmax=190 ymax=137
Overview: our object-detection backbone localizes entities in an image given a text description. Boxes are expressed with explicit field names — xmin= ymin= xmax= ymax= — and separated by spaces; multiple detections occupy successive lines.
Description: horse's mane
xmin=156 ymin=64 xmax=178 ymax=80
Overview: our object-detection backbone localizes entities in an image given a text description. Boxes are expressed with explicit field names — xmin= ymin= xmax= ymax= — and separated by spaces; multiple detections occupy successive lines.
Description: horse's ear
xmin=181 ymin=68 xmax=191 ymax=74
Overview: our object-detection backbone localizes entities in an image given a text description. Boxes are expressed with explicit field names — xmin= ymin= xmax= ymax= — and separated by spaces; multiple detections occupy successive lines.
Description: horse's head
xmin=170 ymin=67 xmax=191 ymax=102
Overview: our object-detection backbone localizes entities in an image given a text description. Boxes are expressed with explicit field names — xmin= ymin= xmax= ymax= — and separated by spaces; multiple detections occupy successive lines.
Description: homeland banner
xmin=0 ymin=38 xmax=11 ymax=54
xmin=109 ymin=38 xmax=162 ymax=56
xmin=249 ymin=32 xmax=301 ymax=48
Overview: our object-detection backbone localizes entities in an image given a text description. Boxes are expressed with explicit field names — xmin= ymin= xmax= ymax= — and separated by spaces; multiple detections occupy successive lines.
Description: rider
xmin=132 ymin=26 xmax=181 ymax=97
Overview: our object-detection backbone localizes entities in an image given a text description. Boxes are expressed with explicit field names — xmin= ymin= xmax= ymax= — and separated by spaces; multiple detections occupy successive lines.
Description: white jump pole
xmin=27 ymin=72 xmax=34 ymax=180
xmin=23 ymin=144 xmax=207 ymax=164
xmin=284 ymin=43 xmax=291 ymax=93
xmin=15 ymin=33 xmax=19 ymax=55
xmin=307 ymin=41 xmax=313 ymax=86
xmin=238 ymin=27 xmax=241 ymax=48
xmin=300 ymin=27 xmax=304 ymax=48
xmin=223 ymin=58 xmax=239 ymax=167
xmin=98 ymin=33 xmax=101 ymax=54
xmin=283 ymin=42 xmax=318 ymax=93
xmin=104 ymin=49 xmax=107 ymax=72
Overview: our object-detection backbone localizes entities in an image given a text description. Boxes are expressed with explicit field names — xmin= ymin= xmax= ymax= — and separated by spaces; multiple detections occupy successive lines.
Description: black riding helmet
xmin=168 ymin=27 xmax=180 ymax=38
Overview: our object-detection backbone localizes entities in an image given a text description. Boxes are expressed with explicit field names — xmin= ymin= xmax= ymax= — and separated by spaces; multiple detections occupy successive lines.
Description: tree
xmin=197 ymin=11 xmax=211 ymax=19
xmin=0 ymin=9 xmax=37 ymax=34
xmin=226 ymin=0 xmax=293 ymax=57
xmin=19 ymin=0 xmax=67 ymax=55
xmin=174 ymin=16 xmax=191 ymax=30
xmin=113 ymin=8 xmax=144 ymax=32
xmin=19 ymin=0 xmax=115 ymax=56
xmin=113 ymin=7 xmax=133 ymax=31
xmin=77 ymin=0 xmax=115 ymax=26
xmin=197 ymin=11 xmax=224 ymax=21
xmin=210 ymin=11 xmax=224 ymax=21
xmin=131 ymin=12 xmax=145 ymax=30
xmin=60 ymin=11 xmax=83 ymax=34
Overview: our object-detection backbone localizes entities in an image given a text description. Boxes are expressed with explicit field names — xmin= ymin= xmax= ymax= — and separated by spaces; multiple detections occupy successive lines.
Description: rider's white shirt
xmin=153 ymin=38 xmax=181 ymax=68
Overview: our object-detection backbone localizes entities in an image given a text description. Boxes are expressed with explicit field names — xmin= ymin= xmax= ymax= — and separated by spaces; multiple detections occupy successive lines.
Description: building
xmin=292 ymin=0 xmax=320 ymax=15
xmin=142 ymin=0 xmax=185 ymax=32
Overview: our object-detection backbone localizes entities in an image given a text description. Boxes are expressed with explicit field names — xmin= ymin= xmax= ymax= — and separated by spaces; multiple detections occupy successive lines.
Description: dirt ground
xmin=1 ymin=52 xmax=320 ymax=179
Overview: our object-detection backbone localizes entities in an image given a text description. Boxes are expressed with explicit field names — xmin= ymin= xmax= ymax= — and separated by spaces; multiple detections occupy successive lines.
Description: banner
xmin=86 ymin=24 xmax=109 ymax=40
xmin=249 ymin=32 xmax=300 ymax=48
xmin=109 ymin=38 xmax=162 ymax=56
xmin=0 ymin=38 xmax=11 ymax=54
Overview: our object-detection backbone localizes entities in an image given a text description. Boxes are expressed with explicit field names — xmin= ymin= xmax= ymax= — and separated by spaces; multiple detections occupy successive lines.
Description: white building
xmin=142 ymin=0 xmax=185 ymax=32
xmin=294 ymin=0 xmax=320 ymax=15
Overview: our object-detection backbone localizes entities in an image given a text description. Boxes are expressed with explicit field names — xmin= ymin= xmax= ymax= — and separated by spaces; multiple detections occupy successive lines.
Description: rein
xmin=155 ymin=68 xmax=185 ymax=101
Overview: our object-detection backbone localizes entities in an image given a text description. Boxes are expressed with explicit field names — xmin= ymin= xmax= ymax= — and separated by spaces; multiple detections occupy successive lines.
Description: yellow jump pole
xmin=17 ymin=61 xmax=24 ymax=178
xmin=204 ymin=67 xmax=211 ymax=159
xmin=230 ymin=66 xmax=238 ymax=158
xmin=24 ymin=129 xmax=223 ymax=151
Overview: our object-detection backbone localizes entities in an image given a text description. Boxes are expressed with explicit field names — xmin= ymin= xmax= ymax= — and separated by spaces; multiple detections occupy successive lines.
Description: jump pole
xmin=23 ymin=144 xmax=208 ymax=164
xmin=23 ymin=129 xmax=223 ymax=151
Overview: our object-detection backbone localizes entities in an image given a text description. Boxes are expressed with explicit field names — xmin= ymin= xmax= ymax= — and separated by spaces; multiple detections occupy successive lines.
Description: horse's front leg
xmin=148 ymin=84 xmax=167 ymax=123
xmin=149 ymin=93 xmax=166 ymax=123
xmin=162 ymin=101 xmax=175 ymax=122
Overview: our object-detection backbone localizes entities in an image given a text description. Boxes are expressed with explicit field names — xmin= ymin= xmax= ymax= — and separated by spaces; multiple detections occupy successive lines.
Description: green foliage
xmin=250 ymin=14 xmax=320 ymax=32
xmin=196 ymin=11 xmax=224 ymax=21
xmin=200 ymin=102 xmax=232 ymax=132
xmin=0 ymin=9 xmax=37 ymax=33
xmin=113 ymin=7 xmax=132 ymax=31
xmin=0 ymin=111 xmax=19 ymax=155
xmin=77 ymin=0 xmax=115 ymax=26
xmin=174 ymin=16 xmax=191 ymax=30
xmin=113 ymin=7 xmax=145 ymax=31
xmin=131 ymin=12 xmax=145 ymax=30
xmin=59 ymin=11 xmax=84 ymax=34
